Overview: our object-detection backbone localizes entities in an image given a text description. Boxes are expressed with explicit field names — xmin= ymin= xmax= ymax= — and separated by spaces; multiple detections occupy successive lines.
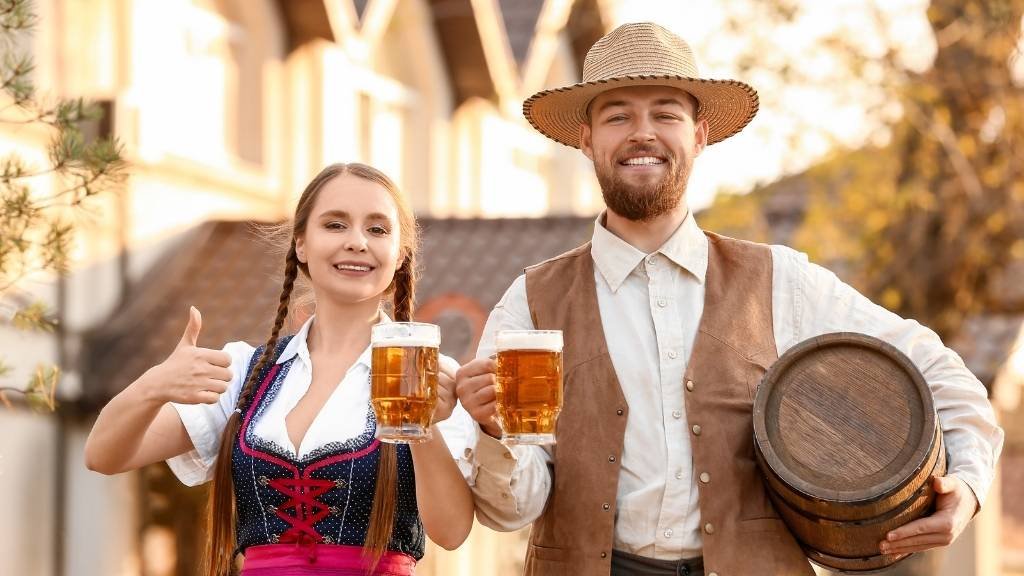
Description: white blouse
xmin=167 ymin=315 xmax=477 ymax=487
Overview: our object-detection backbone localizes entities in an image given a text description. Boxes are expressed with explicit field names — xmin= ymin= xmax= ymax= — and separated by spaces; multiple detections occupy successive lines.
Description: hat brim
xmin=523 ymin=75 xmax=759 ymax=148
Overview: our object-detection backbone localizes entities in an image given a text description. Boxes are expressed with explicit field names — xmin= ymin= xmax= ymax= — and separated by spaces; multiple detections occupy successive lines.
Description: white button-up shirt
xmin=167 ymin=315 xmax=477 ymax=487
xmin=469 ymin=211 xmax=1004 ymax=560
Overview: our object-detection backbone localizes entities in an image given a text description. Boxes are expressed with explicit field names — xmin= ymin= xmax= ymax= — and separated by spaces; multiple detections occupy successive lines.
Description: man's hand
xmin=880 ymin=476 xmax=977 ymax=555
xmin=455 ymin=358 xmax=502 ymax=438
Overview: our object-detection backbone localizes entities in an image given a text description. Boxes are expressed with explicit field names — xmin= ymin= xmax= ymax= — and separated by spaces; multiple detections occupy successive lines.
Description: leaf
xmin=12 ymin=301 xmax=56 ymax=331
xmin=24 ymin=364 xmax=59 ymax=412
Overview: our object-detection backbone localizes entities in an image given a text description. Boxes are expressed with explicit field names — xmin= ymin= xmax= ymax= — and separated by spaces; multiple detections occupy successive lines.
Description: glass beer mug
xmin=370 ymin=322 xmax=440 ymax=443
xmin=494 ymin=330 xmax=563 ymax=445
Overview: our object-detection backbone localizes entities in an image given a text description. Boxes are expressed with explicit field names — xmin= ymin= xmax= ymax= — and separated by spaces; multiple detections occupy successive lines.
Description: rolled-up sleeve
xmin=772 ymin=245 xmax=1005 ymax=507
xmin=165 ymin=341 xmax=256 ymax=486
xmin=471 ymin=431 xmax=553 ymax=531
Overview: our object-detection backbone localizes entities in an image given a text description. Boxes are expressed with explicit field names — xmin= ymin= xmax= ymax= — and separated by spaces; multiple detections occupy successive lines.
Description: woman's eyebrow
xmin=317 ymin=210 xmax=392 ymax=222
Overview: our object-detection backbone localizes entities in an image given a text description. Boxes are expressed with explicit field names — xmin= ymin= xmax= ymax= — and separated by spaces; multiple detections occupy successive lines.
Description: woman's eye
xmin=368 ymin=226 xmax=390 ymax=236
xmin=325 ymin=221 xmax=345 ymax=230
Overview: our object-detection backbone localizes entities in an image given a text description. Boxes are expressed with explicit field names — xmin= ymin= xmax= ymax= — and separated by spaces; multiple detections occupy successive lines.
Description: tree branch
xmin=902 ymin=99 xmax=984 ymax=199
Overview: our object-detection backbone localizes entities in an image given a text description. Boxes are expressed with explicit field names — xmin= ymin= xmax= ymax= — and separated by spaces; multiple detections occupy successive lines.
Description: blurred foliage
xmin=703 ymin=0 xmax=1024 ymax=339
xmin=0 ymin=0 xmax=127 ymax=409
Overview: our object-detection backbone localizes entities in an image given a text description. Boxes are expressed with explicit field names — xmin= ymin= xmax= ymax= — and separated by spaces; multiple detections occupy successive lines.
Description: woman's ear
xmin=294 ymin=237 xmax=307 ymax=263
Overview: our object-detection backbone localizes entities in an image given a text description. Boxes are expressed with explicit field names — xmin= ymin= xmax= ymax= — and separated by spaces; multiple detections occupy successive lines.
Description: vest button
xmin=685 ymin=380 xmax=694 ymax=392
xmin=601 ymin=552 xmax=608 ymax=559
xmin=602 ymin=503 xmax=610 ymax=511
xmin=616 ymin=408 xmax=624 ymax=416
xmin=704 ymin=522 xmax=715 ymax=534
xmin=691 ymin=424 xmax=702 ymax=436
xmin=709 ymin=573 xmax=719 ymax=576
xmin=700 ymin=472 xmax=711 ymax=483
xmin=608 ymin=455 xmax=616 ymax=463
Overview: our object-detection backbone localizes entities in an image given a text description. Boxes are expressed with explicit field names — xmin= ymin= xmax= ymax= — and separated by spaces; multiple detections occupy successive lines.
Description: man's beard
xmin=595 ymin=147 xmax=690 ymax=222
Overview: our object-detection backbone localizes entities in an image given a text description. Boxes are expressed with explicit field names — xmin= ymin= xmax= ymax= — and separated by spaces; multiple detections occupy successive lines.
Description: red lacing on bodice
xmin=268 ymin=477 xmax=336 ymax=541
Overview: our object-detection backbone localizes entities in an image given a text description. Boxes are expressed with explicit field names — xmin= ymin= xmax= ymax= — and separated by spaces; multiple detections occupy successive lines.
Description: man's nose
xmin=627 ymin=116 xmax=656 ymax=143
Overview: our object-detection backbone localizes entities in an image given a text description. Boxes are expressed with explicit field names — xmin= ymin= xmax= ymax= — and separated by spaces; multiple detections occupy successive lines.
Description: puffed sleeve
xmin=165 ymin=341 xmax=257 ymax=486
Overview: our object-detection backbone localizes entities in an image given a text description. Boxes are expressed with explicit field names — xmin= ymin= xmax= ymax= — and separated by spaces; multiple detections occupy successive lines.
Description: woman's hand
xmin=85 ymin=306 xmax=227 ymax=475
xmin=145 ymin=307 xmax=233 ymax=405
xmin=431 ymin=357 xmax=458 ymax=424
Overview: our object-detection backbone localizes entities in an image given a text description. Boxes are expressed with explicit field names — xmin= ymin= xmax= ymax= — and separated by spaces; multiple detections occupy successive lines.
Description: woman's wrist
xmin=133 ymin=365 xmax=170 ymax=406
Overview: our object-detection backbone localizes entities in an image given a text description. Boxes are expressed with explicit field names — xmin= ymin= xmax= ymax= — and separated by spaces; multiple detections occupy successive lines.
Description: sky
xmin=613 ymin=0 xmax=936 ymax=209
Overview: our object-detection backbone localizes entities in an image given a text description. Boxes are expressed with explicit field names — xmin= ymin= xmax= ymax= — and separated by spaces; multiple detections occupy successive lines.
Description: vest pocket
xmin=739 ymin=517 xmax=787 ymax=533
xmin=529 ymin=543 xmax=568 ymax=562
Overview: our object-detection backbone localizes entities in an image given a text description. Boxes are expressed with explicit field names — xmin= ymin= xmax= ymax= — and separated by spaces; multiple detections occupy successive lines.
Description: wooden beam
xmin=521 ymin=0 xmax=574 ymax=96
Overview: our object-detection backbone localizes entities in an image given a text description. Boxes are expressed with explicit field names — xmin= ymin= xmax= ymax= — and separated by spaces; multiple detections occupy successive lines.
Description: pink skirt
xmin=241 ymin=543 xmax=417 ymax=576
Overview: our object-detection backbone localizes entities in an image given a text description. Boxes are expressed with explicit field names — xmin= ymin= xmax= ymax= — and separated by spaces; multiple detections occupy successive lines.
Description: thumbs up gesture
xmin=145 ymin=307 xmax=234 ymax=405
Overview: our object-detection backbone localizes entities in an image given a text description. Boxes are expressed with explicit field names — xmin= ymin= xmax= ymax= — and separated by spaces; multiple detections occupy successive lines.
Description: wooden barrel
xmin=752 ymin=333 xmax=946 ymax=573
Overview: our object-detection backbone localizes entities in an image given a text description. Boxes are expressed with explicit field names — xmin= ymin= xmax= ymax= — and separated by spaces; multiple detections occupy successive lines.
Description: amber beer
xmin=495 ymin=330 xmax=563 ymax=445
xmin=370 ymin=322 xmax=440 ymax=443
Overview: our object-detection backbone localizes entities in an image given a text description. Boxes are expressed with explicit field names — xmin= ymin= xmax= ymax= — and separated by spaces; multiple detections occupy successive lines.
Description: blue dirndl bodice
xmin=231 ymin=337 xmax=424 ymax=559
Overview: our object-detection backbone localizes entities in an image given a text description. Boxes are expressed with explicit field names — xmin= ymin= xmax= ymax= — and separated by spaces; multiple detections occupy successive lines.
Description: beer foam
xmin=495 ymin=331 xmax=562 ymax=352
xmin=371 ymin=322 xmax=439 ymax=347
xmin=372 ymin=336 xmax=439 ymax=348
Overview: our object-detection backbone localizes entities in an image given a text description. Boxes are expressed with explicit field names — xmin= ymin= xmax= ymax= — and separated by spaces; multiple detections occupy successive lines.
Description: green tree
xmin=0 ymin=0 xmax=127 ymax=410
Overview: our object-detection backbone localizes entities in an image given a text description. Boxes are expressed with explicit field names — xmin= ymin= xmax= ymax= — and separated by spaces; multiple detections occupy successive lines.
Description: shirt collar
xmin=275 ymin=311 xmax=392 ymax=367
xmin=591 ymin=210 xmax=708 ymax=293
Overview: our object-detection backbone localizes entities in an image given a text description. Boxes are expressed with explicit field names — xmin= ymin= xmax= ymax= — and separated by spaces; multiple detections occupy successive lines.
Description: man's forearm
xmin=471 ymin=431 xmax=552 ymax=531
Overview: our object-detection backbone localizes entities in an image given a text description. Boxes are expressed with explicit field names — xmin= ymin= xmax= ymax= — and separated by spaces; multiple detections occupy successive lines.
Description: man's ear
xmin=694 ymin=118 xmax=709 ymax=157
xmin=580 ymin=123 xmax=595 ymax=161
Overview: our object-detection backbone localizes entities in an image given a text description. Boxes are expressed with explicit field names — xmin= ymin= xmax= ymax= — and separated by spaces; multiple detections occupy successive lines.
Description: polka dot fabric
xmin=230 ymin=338 xmax=425 ymax=560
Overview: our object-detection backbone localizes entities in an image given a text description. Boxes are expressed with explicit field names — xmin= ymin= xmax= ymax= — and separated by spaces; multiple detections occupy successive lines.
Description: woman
xmin=85 ymin=163 xmax=475 ymax=575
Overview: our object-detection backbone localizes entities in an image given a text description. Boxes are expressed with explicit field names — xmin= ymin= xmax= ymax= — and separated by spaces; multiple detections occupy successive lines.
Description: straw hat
xmin=523 ymin=22 xmax=759 ymax=148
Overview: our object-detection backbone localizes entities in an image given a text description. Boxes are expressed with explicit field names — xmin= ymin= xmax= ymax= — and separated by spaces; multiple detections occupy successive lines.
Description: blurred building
xmin=0 ymin=1 xmax=612 ymax=575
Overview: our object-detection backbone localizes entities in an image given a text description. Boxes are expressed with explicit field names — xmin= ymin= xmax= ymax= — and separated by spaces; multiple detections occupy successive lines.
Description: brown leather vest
xmin=522 ymin=232 xmax=814 ymax=576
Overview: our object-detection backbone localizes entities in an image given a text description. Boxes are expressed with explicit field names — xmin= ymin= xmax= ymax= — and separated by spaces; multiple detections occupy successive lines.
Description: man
xmin=455 ymin=22 xmax=1003 ymax=576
